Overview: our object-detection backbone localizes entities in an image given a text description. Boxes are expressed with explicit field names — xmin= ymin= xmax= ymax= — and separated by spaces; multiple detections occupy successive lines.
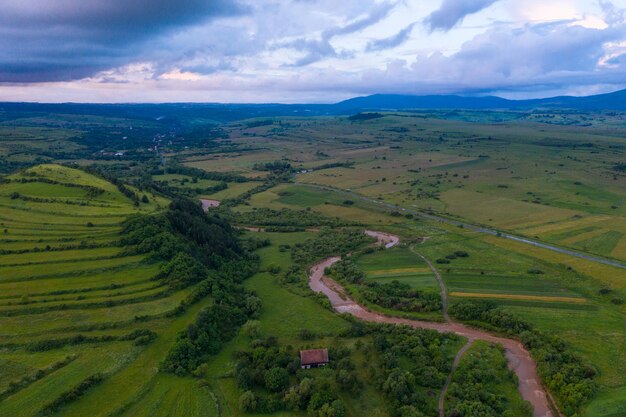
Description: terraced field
xmin=0 ymin=165 xmax=215 ymax=417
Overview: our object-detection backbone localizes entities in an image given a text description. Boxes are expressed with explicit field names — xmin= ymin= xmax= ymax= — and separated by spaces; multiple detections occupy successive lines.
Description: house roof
xmin=300 ymin=348 xmax=329 ymax=365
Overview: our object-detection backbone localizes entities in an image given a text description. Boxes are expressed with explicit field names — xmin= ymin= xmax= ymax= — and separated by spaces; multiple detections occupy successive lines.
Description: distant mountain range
xmin=333 ymin=89 xmax=626 ymax=112
xmin=1 ymin=89 xmax=626 ymax=124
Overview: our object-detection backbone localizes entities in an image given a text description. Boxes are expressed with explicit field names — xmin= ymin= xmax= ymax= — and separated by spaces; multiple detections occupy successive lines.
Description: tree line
xmin=450 ymin=300 xmax=596 ymax=416
xmin=121 ymin=197 xmax=261 ymax=375
xmin=328 ymin=258 xmax=442 ymax=313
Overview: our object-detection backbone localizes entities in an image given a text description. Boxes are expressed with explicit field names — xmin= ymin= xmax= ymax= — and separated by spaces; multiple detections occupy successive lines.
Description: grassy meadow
xmin=1 ymin=108 xmax=626 ymax=416
xmin=188 ymin=114 xmax=626 ymax=263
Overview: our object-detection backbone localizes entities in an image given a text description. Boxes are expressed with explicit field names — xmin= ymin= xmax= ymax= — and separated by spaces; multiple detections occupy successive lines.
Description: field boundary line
xmin=298 ymin=182 xmax=626 ymax=270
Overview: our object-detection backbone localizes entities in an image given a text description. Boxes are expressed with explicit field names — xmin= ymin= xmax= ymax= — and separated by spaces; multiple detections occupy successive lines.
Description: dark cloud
xmin=425 ymin=0 xmax=499 ymax=32
xmin=366 ymin=23 xmax=415 ymax=52
xmin=281 ymin=1 xmax=397 ymax=66
xmin=0 ymin=0 xmax=246 ymax=82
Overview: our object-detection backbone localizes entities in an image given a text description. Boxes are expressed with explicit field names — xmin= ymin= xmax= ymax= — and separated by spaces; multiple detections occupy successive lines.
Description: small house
xmin=300 ymin=348 xmax=329 ymax=369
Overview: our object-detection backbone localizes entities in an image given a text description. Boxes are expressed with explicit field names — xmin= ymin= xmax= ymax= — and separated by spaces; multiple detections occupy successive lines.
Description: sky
xmin=0 ymin=0 xmax=625 ymax=103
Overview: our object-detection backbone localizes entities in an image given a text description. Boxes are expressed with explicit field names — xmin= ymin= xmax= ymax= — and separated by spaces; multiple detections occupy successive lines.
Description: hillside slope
xmin=0 ymin=165 xmax=221 ymax=417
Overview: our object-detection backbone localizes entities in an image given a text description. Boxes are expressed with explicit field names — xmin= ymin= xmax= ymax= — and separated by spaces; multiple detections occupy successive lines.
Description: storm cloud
xmin=425 ymin=0 xmax=499 ymax=32
xmin=279 ymin=1 xmax=397 ymax=66
xmin=0 ymin=0 xmax=246 ymax=82
xmin=366 ymin=23 xmax=415 ymax=52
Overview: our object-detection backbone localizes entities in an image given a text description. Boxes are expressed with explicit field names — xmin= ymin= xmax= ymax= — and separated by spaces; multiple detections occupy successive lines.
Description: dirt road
xmin=439 ymin=340 xmax=474 ymax=417
xmin=200 ymin=199 xmax=220 ymax=211
xmin=308 ymin=233 xmax=555 ymax=417
xmin=365 ymin=230 xmax=400 ymax=248
xmin=410 ymin=246 xmax=450 ymax=323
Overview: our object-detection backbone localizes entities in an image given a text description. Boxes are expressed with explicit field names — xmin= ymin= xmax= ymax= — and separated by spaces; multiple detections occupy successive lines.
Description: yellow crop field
xmin=449 ymin=292 xmax=587 ymax=303
xmin=483 ymin=235 xmax=626 ymax=289
xmin=368 ymin=267 xmax=431 ymax=276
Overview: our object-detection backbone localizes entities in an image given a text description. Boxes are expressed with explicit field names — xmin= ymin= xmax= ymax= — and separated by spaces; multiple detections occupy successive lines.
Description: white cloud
xmin=1 ymin=0 xmax=626 ymax=101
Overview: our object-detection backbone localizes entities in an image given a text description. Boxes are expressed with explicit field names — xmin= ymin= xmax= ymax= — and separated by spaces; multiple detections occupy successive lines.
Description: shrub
xmin=298 ymin=328 xmax=316 ymax=340
xmin=361 ymin=281 xmax=442 ymax=313
xmin=239 ymin=391 xmax=257 ymax=412
xmin=37 ymin=374 xmax=104 ymax=416
xmin=265 ymin=367 xmax=289 ymax=392
xmin=267 ymin=263 xmax=282 ymax=275
xmin=242 ymin=320 xmax=262 ymax=339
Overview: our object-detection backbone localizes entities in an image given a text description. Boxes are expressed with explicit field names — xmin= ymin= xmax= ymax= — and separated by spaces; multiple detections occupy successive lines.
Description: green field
xmin=1 ymin=107 xmax=626 ymax=416
xmin=0 ymin=165 xmax=222 ymax=417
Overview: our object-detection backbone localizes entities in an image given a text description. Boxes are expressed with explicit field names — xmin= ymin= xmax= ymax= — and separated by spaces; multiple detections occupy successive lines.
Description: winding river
xmin=308 ymin=231 xmax=556 ymax=417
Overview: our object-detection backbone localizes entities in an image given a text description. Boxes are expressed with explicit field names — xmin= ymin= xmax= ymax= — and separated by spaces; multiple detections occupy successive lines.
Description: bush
xmin=242 ymin=320 xmax=262 ymax=339
xmin=267 ymin=263 xmax=282 ymax=275
xmin=133 ymin=335 xmax=153 ymax=346
xmin=299 ymin=328 xmax=316 ymax=340
xmin=160 ymin=252 xmax=208 ymax=289
xmin=37 ymin=374 xmax=104 ymax=416
xmin=291 ymin=228 xmax=372 ymax=267
xmin=361 ymin=280 xmax=442 ymax=313
xmin=239 ymin=391 xmax=257 ymax=412
xmin=328 ymin=258 xmax=364 ymax=284
xmin=265 ymin=367 xmax=289 ymax=392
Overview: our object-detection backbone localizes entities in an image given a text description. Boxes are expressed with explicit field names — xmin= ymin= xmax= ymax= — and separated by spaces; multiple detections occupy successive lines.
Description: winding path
xmin=309 ymin=231 xmax=555 ymax=417
xmin=410 ymin=246 xmax=450 ymax=323
xmin=439 ymin=340 xmax=474 ymax=417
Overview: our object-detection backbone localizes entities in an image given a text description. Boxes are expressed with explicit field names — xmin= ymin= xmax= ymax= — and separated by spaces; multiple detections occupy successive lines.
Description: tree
xmin=382 ymin=369 xmax=415 ymax=404
xmin=245 ymin=295 xmax=262 ymax=318
xmin=335 ymin=370 xmax=360 ymax=393
xmin=398 ymin=405 xmax=426 ymax=417
xmin=284 ymin=386 xmax=303 ymax=410
xmin=317 ymin=400 xmax=346 ymax=417
xmin=265 ymin=367 xmax=289 ymax=393
xmin=241 ymin=320 xmax=262 ymax=339
xmin=239 ymin=391 xmax=257 ymax=412
xmin=267 ymin=263 xmax=282 ymax=275
xmin=192 ymin=363 xmax=209 ymax=378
